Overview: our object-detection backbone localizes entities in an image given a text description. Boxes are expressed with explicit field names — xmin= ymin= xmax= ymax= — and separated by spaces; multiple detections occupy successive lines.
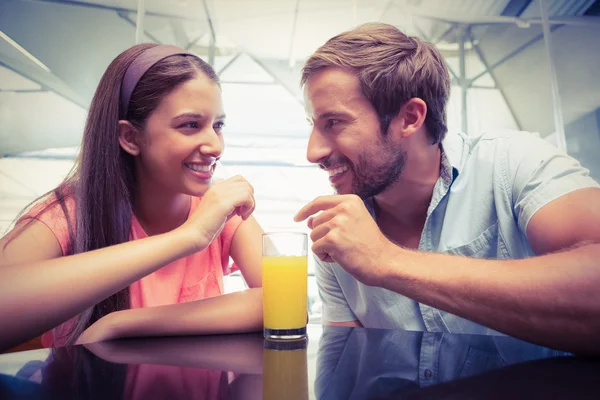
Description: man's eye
xmin=325 ymin=119 xmax=340 ymax=129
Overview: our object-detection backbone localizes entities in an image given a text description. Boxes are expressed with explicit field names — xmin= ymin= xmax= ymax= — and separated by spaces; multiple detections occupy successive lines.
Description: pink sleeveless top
xmin=22 ymin=196 xmax=243 ymax=347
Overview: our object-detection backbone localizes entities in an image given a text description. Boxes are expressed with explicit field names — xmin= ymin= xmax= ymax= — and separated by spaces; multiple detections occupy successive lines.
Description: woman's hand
xmin=76 ymin=312 xmax=121 ymax=345
xmin=180 ymin=176 xmax=256 ymax=252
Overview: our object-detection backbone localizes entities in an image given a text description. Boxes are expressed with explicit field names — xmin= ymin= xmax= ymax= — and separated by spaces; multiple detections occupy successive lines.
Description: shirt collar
xmin=440 ymin=132 xmax=465 ymax=183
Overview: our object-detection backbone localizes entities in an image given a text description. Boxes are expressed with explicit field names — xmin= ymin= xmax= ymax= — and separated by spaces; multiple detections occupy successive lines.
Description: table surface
xmin=1 ymin=324 xmax=599 ymax=399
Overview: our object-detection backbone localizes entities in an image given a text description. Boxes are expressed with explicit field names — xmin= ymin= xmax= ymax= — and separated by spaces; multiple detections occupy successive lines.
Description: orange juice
xmin=263 ymin=346 xmax=308 ymax=400
xmin=262 ymin=256 xmax=308 ymax=330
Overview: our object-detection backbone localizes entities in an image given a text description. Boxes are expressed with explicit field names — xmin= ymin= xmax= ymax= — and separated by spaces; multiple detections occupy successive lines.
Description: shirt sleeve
xmin=508 ymin=132 xmax=600 ymax=233
xmin=17 ymin=196 xmax=74 ymax=256
xmin=314 ymin=256 xmax=358 ymax=323
xmin=219 ymin=215 xmax=244 ymax=275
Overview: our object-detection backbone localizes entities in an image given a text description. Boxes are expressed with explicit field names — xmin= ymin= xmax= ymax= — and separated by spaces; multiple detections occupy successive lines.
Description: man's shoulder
xmin=452 ymin=129 xmax=552 ymax=168
xmin=463 ymin=129 xmax=545 ymax=148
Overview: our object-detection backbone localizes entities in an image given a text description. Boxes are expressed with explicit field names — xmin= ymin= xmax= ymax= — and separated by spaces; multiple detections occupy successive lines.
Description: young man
xmin=295 ymin=23 xmax=600 ymax=354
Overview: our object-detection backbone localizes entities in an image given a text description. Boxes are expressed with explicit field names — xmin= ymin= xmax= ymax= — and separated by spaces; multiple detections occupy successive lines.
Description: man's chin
xmin=332 ymin=182 xmax=353 ymax=196
xmin=338 ymin=183 xmax=374 ymax=200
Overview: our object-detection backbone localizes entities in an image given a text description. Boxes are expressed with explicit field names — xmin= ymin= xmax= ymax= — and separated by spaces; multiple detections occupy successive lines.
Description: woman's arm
xmin=0 ymin=220 xmax=197 ymax=351
xmin=0 ymin=176 xmax=257 ymax=352
xmin=77 ymin=288 xmax=263 ymax=344
xmin=75 ymin=216 xmax=265 ymax=345
xmin=229 ymin=216 xmax=264 ymax=288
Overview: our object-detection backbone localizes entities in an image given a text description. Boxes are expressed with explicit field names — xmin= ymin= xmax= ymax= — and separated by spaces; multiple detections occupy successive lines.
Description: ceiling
xmin=1 ymin=0 xmax=599 ymax=155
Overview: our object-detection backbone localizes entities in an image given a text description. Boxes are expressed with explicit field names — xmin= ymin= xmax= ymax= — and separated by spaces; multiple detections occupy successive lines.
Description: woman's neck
xmin=133 ymin=189 xmax=191 ymax=237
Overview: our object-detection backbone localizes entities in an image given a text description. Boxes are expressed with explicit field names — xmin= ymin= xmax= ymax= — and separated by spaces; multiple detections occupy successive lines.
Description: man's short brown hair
xmin=301 ymin=23 xmax=451 ymax=144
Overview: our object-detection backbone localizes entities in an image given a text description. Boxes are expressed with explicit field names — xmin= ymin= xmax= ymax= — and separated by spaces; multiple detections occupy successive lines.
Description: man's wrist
xmin=375 ymin=242 xmax=422 ymax=290
xmin=375 ymin=241 xmax=403 ymax=288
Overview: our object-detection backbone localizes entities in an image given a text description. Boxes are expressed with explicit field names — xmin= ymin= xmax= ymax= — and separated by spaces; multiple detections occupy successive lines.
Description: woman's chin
xmin=183 ymin=181 xmax=212 ymax=197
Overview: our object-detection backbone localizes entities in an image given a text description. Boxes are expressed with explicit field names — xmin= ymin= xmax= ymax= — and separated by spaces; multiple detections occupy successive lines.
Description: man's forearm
xmin=380 ymin=243 xmax=600 ymax=354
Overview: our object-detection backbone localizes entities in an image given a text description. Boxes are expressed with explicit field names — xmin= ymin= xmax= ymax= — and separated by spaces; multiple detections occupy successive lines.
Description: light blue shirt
xmin=315 ymin=129 xmax=600 ymax=334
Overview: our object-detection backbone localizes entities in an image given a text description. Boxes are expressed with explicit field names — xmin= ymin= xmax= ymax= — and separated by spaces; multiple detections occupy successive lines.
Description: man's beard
xmin=351 ymin=144 xmax=406 ymax=199
xmin=327 ymin=139 xmax=407 ymax=199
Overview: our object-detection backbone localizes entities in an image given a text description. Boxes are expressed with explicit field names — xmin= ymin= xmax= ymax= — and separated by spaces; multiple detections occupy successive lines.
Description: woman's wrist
xmin=169 ymin=225 xmax=208 ymax=256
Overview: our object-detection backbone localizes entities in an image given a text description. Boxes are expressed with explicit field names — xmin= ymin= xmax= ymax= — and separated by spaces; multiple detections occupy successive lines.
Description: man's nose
xmin=307 ymin=128 xmax=332 ymax=164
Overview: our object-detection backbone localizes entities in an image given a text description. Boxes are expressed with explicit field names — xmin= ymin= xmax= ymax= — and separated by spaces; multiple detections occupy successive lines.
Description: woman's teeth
xmin=185 ymin=163 xmax=212 ymax=172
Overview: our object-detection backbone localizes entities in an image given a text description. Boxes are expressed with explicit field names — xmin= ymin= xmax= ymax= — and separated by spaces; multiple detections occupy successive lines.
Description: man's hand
xmin=294 ymin=195 xmax=396 ymax=287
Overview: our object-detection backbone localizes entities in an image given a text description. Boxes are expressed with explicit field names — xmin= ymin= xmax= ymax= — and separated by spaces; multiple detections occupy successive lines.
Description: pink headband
xmin=120 ymin=45 xmax=194 ymax=119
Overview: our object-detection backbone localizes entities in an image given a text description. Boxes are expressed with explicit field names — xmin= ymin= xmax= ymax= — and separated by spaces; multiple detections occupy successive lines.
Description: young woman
xmin=0 ymin=44 xmax=264 ymax=351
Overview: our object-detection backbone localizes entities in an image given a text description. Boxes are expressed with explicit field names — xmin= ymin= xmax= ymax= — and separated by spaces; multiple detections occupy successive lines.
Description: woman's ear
xmin=118 ymin=120 xmax=141 ymax=156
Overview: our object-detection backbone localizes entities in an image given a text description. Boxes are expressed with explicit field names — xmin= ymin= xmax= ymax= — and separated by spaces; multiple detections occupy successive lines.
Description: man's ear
xmin=388 ymin=98 xmax=427 ymax=139
xmin=117 ymin=120 xmax=141 ymax=156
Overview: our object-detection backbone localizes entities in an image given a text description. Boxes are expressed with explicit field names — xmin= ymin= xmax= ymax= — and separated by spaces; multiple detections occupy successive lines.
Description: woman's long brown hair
xmin=7 ymin=43 xmax=219 ymax=345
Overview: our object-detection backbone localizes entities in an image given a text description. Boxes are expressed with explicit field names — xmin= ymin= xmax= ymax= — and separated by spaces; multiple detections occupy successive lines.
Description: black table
xmin=1 ymin=324 xmax=599 ymax=399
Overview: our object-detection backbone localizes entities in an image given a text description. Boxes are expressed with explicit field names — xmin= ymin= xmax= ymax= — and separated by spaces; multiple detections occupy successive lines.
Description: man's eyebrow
xmin=316 ymin=111 xmax=352 ymax=120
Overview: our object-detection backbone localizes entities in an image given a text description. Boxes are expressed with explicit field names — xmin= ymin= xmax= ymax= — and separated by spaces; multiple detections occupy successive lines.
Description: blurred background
xmin=1 ymin=0 xmax=600 ymax=323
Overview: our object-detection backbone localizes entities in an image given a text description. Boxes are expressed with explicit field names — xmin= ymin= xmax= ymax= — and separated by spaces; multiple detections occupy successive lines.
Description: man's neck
xmin=374 ymin=144 xmax=442 ymax=233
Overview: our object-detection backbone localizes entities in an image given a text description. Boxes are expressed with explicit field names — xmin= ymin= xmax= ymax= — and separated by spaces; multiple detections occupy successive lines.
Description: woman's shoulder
xmin=17 ymin=190 xmax=76 ymax=256
xmin=22 ymin=191 xmax=75 ymax=224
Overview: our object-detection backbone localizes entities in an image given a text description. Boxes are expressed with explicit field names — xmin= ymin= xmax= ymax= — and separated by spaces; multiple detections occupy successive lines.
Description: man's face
xmin=304 ymin=67 xmax=406 ymax=199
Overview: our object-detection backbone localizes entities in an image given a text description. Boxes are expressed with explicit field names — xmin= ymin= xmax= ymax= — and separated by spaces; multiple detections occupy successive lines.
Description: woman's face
xmin=134 ymin=73 xmax=225 ymax=197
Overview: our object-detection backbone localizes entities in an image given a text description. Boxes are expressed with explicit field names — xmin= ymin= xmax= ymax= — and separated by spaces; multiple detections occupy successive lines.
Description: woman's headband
xmin=120 ymin=45 xmax=194 ymax=119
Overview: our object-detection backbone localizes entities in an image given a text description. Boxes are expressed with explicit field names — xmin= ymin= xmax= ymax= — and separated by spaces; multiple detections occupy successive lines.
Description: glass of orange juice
xmin=262 ymin=232 xmax=308 ymax=340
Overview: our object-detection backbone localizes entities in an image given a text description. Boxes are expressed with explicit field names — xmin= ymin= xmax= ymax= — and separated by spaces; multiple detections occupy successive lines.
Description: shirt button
xmin=424 ymin=369 xmax=433 ymax=379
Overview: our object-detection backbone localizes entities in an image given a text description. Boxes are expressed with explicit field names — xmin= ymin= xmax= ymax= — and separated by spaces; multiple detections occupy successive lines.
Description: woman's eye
xmin=214 ymin=121 xmax=226 ymax=131
xmin=179 ymin=121 xmax=199 ymax=129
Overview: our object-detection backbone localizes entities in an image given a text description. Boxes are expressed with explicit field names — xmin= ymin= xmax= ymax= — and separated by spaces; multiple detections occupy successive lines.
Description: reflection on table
xmin=1 ymin=325 xmax=599 ymax=400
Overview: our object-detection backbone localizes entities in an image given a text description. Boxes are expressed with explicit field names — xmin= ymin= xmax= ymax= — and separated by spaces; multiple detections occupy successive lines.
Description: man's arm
xmin=296 ymin=188 xmax=600 ymax=354
xmin=381 ymin=188 xmax=600 ymax=354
